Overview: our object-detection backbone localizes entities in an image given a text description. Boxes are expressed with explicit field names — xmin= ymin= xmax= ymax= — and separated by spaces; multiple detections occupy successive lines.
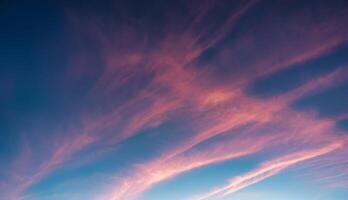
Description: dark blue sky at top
xmin=1 ymin=0 xmax=348 ymax=157
xmin=1 ymin=0 xmax=66 ymax=160
xmin=2 ymin=0 xmax=347 ymax=111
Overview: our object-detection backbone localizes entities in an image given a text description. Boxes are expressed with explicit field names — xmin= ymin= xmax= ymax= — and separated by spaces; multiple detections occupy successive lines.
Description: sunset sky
xmin=1 ymin=0 xmax=348 ymax=200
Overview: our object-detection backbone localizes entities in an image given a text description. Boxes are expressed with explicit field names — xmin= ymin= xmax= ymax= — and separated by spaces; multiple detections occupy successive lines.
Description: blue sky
xmin=1 ymin=0 xmax=348 ymax=199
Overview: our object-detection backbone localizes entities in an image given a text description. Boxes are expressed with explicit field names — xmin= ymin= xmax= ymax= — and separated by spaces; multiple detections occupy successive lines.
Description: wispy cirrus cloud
xmin=1 ymin=1 xmax=348 ymax=200
xmin=189 ymin=142 xmax=343 ymax=200
xmin=98 ymin=68 xmax=348 ymax=199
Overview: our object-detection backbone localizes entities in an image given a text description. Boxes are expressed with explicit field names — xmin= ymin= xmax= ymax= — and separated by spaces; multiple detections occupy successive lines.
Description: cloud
xmin=247 ymin=44 xmax=348 ymax=98
xmin=2 ymin=1 xmax=348 ymax=199
xmin=189 ymin=143 xmax=342 ymax=200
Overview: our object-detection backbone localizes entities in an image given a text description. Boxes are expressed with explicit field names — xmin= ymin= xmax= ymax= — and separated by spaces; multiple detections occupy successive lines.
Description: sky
xmin=1 ymin=0 xmax=348 ymax=200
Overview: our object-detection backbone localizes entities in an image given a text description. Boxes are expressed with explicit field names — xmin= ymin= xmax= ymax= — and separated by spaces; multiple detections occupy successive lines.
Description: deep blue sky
xmin=1 ymin=0 xmax=348 ymax=200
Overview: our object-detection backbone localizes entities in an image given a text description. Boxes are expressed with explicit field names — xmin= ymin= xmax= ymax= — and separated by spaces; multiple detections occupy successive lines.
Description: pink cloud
xmin=3 ymin=1 xmax=348 ymax=199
